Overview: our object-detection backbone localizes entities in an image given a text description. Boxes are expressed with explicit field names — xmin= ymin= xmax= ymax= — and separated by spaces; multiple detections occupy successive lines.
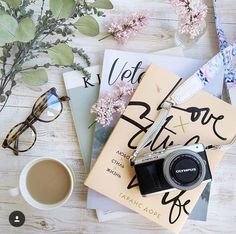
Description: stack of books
xmin=63 ymin=48 xmax=236 ymax=232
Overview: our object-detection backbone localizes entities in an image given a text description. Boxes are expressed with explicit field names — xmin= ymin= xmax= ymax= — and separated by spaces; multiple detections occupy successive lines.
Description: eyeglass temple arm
xmin=60 ymin=96 xmax=70 ymax=102
xmin=13 ymin=139 xmax=19 ymax=156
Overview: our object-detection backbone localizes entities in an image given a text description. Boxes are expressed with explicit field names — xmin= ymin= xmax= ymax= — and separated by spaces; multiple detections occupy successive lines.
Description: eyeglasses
xmin=2 ymin=87 xmax=70 ymax=156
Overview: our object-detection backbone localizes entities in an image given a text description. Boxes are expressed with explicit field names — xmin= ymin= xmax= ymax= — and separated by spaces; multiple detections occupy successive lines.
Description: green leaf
xmin=21 ymin=69 xmax=48 ymax=86
xmin=2 ymin=0 xmax=22 ymax=9
xmin=48 ymin=43 xmax=74 ymax=65
xmin=49 ymin=0 xmax=75 ymax=19
xmin=0 ymin=14 xmax=18 ymax=44
xmin=74 ymin=16 xmax=99 ymax=37
xmin=91 ymin=0 xmax=113 ymax=9
xmin=15 ymin=17 xmax=36 ymax=42
xmin=0 ymin=11 xmax=7 ymax=15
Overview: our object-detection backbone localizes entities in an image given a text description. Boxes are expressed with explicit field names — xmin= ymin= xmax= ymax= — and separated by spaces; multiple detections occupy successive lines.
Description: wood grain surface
xmin=0 ymin=0 xmax=236 ymax=233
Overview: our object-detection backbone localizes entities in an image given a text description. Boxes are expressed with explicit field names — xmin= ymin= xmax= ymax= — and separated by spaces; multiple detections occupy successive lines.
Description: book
xmin=87 ymin=49 xmax=224 ymax=217
xmin=96 ymin=210 xmax=130 ymax=222
xmin=228 ymin=86 xmax=236 ymax=106
xmin=63 ymin=66 xmax=131 ymax=222
xmin=62 ymin=64 xmax=210 ymax=222
xmin=63 ymin=50 xmax=219 ymax=222
xmin=85 ymin=64 xmax=236 ymax=233
xmin=63 ymin=66 xmax=100 ymax=173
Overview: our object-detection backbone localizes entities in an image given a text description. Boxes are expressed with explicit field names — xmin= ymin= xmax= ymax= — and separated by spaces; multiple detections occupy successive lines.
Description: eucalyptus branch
xmin=75 ymin=0 xmax=105 ymax=18
xmin=2 ymin=53 xmax=24 ymax=89
xmin=2 ymin=69 xmax=18 ymax=90
xmin=70 ymin=62 xmax=91 ymax=78
xmin=21 ymin=62 xmax=90 ymax=78
xmin=0 ymin=0 xmax=113 ymax=112
xmin=39 ymin=0 xmax=45 ymax=21
xmin=72 ymin=48 xmax=91 ymax=66
xmin=34 ymin=38 xmax=72 ymax=52
xmin=62 ymin=23 xmax=78 ymax=29
xmin=0 ymin=95 xmax=9 ymax=112
xmin=21 ymin=63 xmax=64 ymax=71
xmin=38 ymin=18 xmax=67 ymax=42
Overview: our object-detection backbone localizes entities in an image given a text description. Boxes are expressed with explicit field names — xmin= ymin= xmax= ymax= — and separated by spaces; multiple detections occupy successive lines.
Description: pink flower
xmin=90 ymin=94 xmax=123 ymax=127
xmin=91 ymin=82 xmax=135 ymax=127
xmin=114 ymin=81 xmax=134 ymax=96
xmin=107 ymin=12 xmax=149 ymax=44
xmin=170 ymin=0 xmax=208 ymax=39
xmin=113 ymin=99 xmax=126 ymax=114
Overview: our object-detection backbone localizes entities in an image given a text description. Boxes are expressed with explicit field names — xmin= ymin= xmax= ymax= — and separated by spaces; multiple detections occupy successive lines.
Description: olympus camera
xmin=133 ymin=144 xmax=212 ymax=196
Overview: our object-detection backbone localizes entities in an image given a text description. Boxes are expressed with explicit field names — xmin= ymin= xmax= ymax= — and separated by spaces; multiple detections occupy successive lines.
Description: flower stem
xmin=98 ymin=34 xmax=112 ymax=42
xmin=88 ymin=120 xmax=97 ymax=129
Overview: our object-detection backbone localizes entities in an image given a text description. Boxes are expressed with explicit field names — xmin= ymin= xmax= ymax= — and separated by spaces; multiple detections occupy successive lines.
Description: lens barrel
xmin=163 ymin=149 xmax=206 ymax=191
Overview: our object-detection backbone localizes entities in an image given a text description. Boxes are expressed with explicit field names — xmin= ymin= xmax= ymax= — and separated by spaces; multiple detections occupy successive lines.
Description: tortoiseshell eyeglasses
xmin=2 ymin=87 xmax=70 ymax=155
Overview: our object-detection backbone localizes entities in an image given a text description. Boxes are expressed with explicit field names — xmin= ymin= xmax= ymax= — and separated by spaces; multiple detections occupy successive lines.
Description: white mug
xmin=9 ymin=157 xmax=75 ymax=210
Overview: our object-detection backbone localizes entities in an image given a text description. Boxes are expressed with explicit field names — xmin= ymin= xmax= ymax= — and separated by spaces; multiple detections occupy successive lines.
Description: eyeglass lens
xmin=33 ymin=92 xmax=62 ymax=122
xmin=8 ymin=123 xmax=36 ymax=152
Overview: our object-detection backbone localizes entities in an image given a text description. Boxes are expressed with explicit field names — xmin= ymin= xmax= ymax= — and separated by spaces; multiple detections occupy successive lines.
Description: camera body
xmin=134 ymin=144 xmax=212 ymax=196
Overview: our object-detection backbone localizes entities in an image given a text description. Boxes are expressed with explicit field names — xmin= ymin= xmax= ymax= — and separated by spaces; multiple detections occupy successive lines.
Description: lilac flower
xmin=112 ymin=99 xmax=126 ymax=114
xmin=91 ymin=82 xmax=135 ymax=127
xmin=100 ymin=12 xmax=149 ymax=44
xmin=114 ymin=81 xmax=134 ymax=96
xmin=91 ymin=94 xmax=126 ymax=127
xmin=91 ymin=94 xmax=118 ymax=127
xmin=179 ymin=20 xmax=206 ymax=39
xmin=170 ymin=0 xmax=208 ymax=39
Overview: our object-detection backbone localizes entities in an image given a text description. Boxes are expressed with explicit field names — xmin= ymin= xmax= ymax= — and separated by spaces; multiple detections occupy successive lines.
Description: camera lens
xmin=163 ymin=150 xmax=206 ymax=191
xmin=172 ymin=157 xmax=199 ymax=183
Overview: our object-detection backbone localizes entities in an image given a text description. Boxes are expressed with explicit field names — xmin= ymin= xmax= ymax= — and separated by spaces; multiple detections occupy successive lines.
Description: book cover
xmin=63 ymin=66 xmax=100 ymax=172
xmin=63 ymin=66 xmax=131 ymax=222
xmin=85 ymin=64 xmax=236 ymax=233
xmin=87 ymin=49 xmax=223 ymax=218
xmin=96 ymin=210 xmax=130 ymax=222
xmin=228 ymin=87 xmax=236 ymax=106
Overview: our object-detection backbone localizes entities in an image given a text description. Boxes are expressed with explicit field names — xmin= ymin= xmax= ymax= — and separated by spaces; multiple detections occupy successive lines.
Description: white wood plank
xmin=0 ymin=0 xmax=236 ymax=233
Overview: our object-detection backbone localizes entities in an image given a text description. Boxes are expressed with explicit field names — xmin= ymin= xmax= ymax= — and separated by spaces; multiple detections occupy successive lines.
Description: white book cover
xmin=228 ymin=87 xmax=236 ymax=106
xmin=96 ymin=210 xmax=130 ymax=222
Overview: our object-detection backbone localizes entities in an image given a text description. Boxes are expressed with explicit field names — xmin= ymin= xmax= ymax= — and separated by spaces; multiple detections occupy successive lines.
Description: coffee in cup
xmin=9 ymin=157 xmax=75 ymax=210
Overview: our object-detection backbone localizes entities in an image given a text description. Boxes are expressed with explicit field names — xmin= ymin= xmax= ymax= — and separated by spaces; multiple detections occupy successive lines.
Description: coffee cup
xmin=9 ymin=157 xmax=75 ymax=210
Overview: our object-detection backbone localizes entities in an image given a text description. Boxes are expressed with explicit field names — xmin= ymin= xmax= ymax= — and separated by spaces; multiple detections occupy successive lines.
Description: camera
xmin=133 ymin=144 xmax=212 ymax=196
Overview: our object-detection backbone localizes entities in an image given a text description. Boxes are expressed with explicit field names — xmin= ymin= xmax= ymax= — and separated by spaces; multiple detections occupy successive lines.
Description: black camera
xmin=133 ymin=144 xmax=212 ymax=196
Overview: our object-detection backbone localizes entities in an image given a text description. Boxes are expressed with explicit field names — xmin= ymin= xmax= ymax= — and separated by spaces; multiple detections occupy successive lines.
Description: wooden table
xmin=0 ymin=0 xmax=236 ymax=233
